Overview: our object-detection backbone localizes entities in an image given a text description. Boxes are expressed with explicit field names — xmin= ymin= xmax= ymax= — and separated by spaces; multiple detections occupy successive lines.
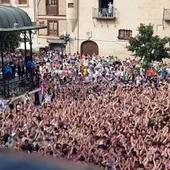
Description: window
xmin=47 ymin=0 xmax=57 ymax=5
xmin=46 ymin=0 xmax=58 ymax=16
xmin=48 ymin=21 xmax=58 ymax=36
xmin=118 ymin=29 xmax=132 ymax=40
xmin=97 ymin=0 xmax=115 ymax=18
xmin=68 ymin=3 xmax=74 ymax=8
xmin=18 ymin=0 xmax=27 ymax=4
xmin=39 ymin=21 xmax=45 ymax=26
xmin=1 ymin=0 xmax=10 ymax=3
xmin=38 ymin=21 xmax=47 ymax=36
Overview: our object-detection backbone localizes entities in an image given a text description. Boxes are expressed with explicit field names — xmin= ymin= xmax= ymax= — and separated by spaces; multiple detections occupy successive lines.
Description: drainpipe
xmin=34 ymin=0 xmax=39 ymax=46
xmin=77 ymin=0 xmax=80 ymax=53
xmin=33 ymin=0 xmax=37 ymax=23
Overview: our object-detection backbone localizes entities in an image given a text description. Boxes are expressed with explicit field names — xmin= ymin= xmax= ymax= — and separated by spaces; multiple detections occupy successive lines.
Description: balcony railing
xmin=164 ymin=9 xmax=170 ymax=21
xmin=93 ymin=8 xmax=117 ymax=20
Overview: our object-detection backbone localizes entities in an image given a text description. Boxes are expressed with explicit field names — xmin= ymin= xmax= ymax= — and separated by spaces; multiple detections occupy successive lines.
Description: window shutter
xmin=1 ymin=0 xmax=10 ymax=3
xmin=18 ymin=0 xmax=27 ymax=4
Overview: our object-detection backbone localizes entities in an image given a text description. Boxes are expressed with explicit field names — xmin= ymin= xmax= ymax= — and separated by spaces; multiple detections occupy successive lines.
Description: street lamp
xmin=60 ymin=32 xmax=71 ymax=54
xmin=60 ymin=32 xmax=71 ymax=44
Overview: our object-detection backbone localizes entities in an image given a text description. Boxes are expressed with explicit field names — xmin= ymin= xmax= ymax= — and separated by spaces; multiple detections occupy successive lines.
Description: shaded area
xmin=0 ymin=5 xmax=47 ymax=98
xmin=0 ymin=5 xmax=32 ymax=28
xmin=0 ymin=149 xmax=101 ymax=170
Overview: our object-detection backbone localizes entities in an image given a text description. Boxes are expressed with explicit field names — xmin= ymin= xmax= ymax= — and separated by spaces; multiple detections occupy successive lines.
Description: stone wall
xmin=67 ymin=0 xmax=170 ymax=59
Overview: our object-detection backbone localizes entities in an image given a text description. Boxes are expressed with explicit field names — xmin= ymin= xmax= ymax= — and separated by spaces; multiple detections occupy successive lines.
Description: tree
xmin=128 ymin=24 xmax=170 ymax=67
xmin=0 ymin=31 xmax=20 ymax=51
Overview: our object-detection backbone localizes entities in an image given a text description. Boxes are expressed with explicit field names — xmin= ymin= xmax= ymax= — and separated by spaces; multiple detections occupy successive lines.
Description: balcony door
xmin=99 ymin=0 xmax=113 ymax=8
xmin=46 ymin=0 xmax=58 ymax=16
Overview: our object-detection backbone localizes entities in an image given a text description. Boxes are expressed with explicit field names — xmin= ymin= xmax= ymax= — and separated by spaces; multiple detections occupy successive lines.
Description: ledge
xmin=16 ymin=4 xmax=29 ymax=8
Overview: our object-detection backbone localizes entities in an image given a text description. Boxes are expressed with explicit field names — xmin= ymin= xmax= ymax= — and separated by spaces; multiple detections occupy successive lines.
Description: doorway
xmin=49 ymin=43 xmax=65 ymax=54
xmin=81 ymin=40 xmax=99 ymax=56
xmin=99 ymin=0 xmax=113 ymax=8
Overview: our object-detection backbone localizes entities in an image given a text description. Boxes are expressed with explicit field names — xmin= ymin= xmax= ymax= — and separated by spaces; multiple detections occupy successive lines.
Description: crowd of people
xmin=0 ymin=50 xmax=170 ymax=170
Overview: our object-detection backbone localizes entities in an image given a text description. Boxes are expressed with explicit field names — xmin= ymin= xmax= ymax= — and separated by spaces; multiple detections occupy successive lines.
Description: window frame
xmin=47 ymin=0 xmax=57 ymax=6
xmin=118 ymin=29 xmax=132 ymax=40
xmin=17 ymin=0 xmax=27 ymax=4
xmin=99 ymin=0 xmax=113 ymax=9
xmin=68 ymin=3 xmax=74 ymax=8
xmin=1 ymin=0 xmax=10 ymax=4
xmin=38 ymin=20 xmax=47 ymax=36
xmin=46 ymin=0 xmax=59 ymax=16
xmin=47 ymin=20 xmax=58 ymax=36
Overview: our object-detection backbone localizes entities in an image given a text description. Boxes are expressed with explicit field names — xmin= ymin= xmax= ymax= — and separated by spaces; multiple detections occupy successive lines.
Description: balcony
xmin=164 ymin=9 xmax=170 ymax=21
xmin=92 ymin=8 xmax=117 ymax=20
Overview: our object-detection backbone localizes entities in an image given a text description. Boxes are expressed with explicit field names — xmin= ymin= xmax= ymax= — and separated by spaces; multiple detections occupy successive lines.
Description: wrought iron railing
xmin=93 ymin=8 xmax=117 ymax=19
xmin=164 ymin=9 xmax=170 ymax=21
xmin=0 ymin=75 xmax=40 ymax=98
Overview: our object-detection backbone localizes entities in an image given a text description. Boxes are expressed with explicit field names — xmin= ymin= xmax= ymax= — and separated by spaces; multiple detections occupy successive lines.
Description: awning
xmin=0 ymin=5 xmax=47 ymax=32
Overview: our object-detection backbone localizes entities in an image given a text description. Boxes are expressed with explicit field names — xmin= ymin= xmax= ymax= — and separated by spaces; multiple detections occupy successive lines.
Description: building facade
xmin=0 ymin=0 xmax=38 ymax=50
xmin=2 ymin=0 xmax=170 ymax=58
xmin=0 ymin=0 xmax=36 ymax=23
xmin=37 ymin=0 xmax=67 ymax=52
xmin=66 ymin=0 xmax=170 ymax=58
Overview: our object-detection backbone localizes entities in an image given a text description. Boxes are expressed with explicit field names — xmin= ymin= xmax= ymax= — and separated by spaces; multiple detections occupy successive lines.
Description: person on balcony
xmin=101 ymin=7 xmax=108 ymax=17
xmin=108 ymin=2 xmax=113 ymax=17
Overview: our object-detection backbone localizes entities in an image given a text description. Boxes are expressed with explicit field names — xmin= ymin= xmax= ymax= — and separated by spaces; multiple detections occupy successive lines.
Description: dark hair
xmin=78 ymin=155 xmax=85 ymax=161
xmin=72 ymin=148 xmax=77 ymax=155
xmin=148 ymin=161 xmax=154 ymax=165
xmin=138 ymin=164 xmax=144 ymax=169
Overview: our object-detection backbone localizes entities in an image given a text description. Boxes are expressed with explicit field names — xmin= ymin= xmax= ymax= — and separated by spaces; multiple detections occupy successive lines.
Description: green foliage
xmin=0 ymin=31 xmax=21 ymax=51
xmin=128 ymin=24 xmax=170 ymax=67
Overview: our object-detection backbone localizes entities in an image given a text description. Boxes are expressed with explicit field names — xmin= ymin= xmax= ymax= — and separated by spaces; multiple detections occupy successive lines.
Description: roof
xmin=0 ymin=5 xmax=46 ymax=32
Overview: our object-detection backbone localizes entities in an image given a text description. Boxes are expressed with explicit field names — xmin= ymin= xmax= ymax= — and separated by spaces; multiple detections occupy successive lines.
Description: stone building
xmin=0 ymin=0 xmax=36 ymax=21
xmin=66 ymin=0 xmax=170 ymax=58
xmin=37 ymin=0 xmax=67 ymax=53
xmin=0 ymin=0 xmax=39 ymax=50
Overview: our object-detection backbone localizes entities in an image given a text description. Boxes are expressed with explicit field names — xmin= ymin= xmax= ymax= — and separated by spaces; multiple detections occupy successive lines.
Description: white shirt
xmin=45 ymin=95 xmax=51 ymax=103
xmin=115 ymin=70 xmax=123 ymax=77
xmin=108 ymin=3 xmax=113 ymax=13
xmin=83 ymin=59 xmax=89 ymax=67
xmin=166 ymin=68 xmax=170 ymax=74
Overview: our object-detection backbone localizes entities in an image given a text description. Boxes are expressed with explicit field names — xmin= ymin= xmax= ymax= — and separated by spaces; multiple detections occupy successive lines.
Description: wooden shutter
xmin=1 ymin=0 xmax=10 ymax=3
xmin=18 ymin=0 xmax=27 ymax=4
xmin=48 ymin=21 xmax=58 ymax=36
xmin=46 ymin=0 xmax=58 ymax=16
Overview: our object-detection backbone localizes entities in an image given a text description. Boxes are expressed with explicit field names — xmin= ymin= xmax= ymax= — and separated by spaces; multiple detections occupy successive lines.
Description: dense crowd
xmin=0 ymin=50 xmax=170 ymax=170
